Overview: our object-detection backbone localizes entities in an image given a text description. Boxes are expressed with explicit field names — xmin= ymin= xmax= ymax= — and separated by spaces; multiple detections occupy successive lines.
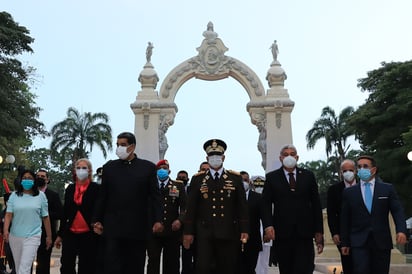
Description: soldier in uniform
xmin=147 ymin=160 xmax=187 ymax=274
xmin=183 ymin=139 xmax=249 ymax=274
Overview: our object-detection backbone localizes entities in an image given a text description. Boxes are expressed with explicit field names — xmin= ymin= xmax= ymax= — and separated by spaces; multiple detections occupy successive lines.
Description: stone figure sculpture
xmin=146 ymin=42 xmax=154 ymax=63
xmin=270 ymin=40 xmax=279 ymax=62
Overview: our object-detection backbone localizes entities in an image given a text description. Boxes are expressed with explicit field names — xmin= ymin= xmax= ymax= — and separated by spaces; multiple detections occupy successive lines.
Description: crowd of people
xmin=0 ymin=131 xmax=408 ymax=274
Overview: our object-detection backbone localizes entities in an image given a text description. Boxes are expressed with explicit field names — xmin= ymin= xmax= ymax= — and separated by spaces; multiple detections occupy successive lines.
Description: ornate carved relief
xmin=158 ymin=113 xmax=174 ymax=159
xmin=251 ymin=111 xmax=267 ymax=170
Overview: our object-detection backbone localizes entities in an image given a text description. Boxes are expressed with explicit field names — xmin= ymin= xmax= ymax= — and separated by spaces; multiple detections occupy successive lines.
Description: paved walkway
xmin=47 ymin=249 xmax=324 ymax=274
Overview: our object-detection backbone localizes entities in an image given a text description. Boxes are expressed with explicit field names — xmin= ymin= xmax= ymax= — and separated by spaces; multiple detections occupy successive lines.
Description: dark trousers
xmin=351 ymin=234 xmax=391 ymax=274
xmin=1 ymin=242 xmax=15 ymax=273
xmin=146 ymin=233 xmax=180 ymax=274
xmin=36 ymin=234 xmax=53 ymax=274
xmin=275 ymin=236 xmax=315 ymax=274
xmin=195 ymin=237 xmax=238 ymax=274
xmin=336 ymin=244 xmax=353 ymax=274
xmin=60 ymin=231 xmax=98 ymax=274
xmin=103 ymin=238 xmax=146 ymax=274
xmin=237 ymin=243 xmax=260 ymax=274
xmin=181 ymin=242 xmax=195 ymax=274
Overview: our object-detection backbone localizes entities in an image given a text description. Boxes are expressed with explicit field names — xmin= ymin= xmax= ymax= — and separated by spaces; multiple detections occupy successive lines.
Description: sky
xmin=3 ymin=0 xmax=412 ymax=179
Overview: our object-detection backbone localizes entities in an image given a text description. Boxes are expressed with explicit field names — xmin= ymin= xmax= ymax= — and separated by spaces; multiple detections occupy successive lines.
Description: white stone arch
xmin=131 ymin=22 xmax=294 ymax=172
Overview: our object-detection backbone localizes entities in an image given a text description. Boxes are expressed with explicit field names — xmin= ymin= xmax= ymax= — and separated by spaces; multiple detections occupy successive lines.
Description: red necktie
xmin=288 ymin=173 xmax=296 ymax=191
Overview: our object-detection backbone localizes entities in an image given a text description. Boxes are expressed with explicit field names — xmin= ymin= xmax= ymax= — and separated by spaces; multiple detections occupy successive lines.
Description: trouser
xmin=275 ymin=236 xmax=315 ymax=274
xmin=255 ymin=244 xmax=271 ymax=274
xmin=9 ymin=234 xmax=41 ymax=274
xmin=195 ymin=237 xmax=238 ymax=274
xmin=60 ymin=231 xmax=98 ymax=274
xmin=146 ymin=234 xmax=180 ymax=274
xmin=237 ymin=243 xmax=260 ymax=274
xmin=336 ymin=244 xmax=353 ymax=274
xmin=35 ymin=234 xmax=53 ymax=274
xmin=103 ymin=238 xmax=146 ymax=274
xmin=351 ymin=234 xmax=390 ymax=274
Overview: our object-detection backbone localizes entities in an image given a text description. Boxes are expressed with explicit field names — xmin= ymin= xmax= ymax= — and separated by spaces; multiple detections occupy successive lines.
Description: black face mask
xmin=178 ymin=178 xmax=188 ymax=186
xmin=36 ymin=177 xmax=46 ymax=187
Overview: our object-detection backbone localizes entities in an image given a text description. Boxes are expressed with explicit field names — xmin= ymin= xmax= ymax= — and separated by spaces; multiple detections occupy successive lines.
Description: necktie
xmin=288 ymin=173 xmax=296 ymax=191
xmin=214 ymin=172 xmax=219 ymax=181
xmin=364 ymin=182 xmax=372 ymax=213
xmin=160 ymin=182 xmax=165 ymax=190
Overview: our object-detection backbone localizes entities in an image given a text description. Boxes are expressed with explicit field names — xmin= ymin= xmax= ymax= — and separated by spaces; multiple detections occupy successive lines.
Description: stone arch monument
xmin=130 ymin=22 xmax=294 ymax=172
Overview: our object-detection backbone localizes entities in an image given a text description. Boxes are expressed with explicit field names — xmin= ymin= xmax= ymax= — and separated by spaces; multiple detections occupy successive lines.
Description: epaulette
xmin=193 ymin=170 xmax=206 ymax=177
xmin=227 ymin=169 xmax=240 ymax=175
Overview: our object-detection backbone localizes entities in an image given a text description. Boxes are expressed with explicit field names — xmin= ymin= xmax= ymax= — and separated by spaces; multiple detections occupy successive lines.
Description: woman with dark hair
xmin=54 ymin=158 xmax=100 ymax=274
xmin=3 ymin=169 xmax=52 ymax=274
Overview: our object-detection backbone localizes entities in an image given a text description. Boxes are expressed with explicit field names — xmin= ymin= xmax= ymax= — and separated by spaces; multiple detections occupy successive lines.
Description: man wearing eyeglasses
xmin=340 ymin=155 xmax=407 ymax=274
xmin=34 ymin=169 xmax=63 ymax=274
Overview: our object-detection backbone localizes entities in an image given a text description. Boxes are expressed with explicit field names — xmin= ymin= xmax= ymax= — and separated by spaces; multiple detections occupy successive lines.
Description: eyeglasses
xmin=357 ymin=164 xmax=370 ymax=169
xmin=76 ymin=167 xmax=88 ymax=170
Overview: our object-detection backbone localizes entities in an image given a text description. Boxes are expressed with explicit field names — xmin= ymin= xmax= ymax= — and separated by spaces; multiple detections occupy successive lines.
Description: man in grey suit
xmin=340 ymin=155 xmax=407 ymax=274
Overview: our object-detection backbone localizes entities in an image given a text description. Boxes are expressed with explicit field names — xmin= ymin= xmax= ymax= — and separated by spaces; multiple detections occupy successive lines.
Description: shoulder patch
xmin=227 ymin=169 xmax=240 ymax=175
xmin=193 ymin=170 xmax=206 ymax=177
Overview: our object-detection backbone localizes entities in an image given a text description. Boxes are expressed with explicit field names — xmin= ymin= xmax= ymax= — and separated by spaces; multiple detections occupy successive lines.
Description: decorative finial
xmin=146 ymin=42 xmax=154 ymax=63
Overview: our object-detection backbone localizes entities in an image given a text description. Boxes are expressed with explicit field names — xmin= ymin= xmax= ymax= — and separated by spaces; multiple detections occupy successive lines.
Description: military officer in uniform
xmin=183 ymin=139 xmax=249 ymax=274
xmin=147 ymin=159 xmax=187 ymax=274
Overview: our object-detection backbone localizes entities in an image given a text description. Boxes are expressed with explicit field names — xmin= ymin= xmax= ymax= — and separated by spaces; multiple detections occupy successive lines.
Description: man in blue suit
xmin=340 ymin=155 xmax=407 ymax=274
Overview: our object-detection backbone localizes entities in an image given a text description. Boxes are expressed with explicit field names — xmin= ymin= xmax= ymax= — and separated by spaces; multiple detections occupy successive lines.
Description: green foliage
xmin=25 ymin=147 xmax=73 ymax=200
xmin=0 ymin=11 xmax=47 ymax=155
xmin=306 ymin=106 xmax=355 ymax=164
xmin=50 ymin=107 xmax=113 ymax=164
xmin=349 ymin=61 xmax=412 ymax=215
xmin=299 ymin=159 xmax=339 ymax=208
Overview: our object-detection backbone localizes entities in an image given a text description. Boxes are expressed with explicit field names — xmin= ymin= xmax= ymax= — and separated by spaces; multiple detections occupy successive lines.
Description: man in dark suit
xmin=237 ymin=171 xmax=263 ymax=274
xmin=92 ymin=132 xmax=163 ymax=274
xmin=262 ymin=144 xmax=324 ymax=274
xmin=340 ymin=155 xmax=407 ymax=274
xmin=35 ymin=169 xmax=64 ymax=274
xmin=326 ymin=159 xmax=356 ymax=274
xmin=146 ymin=160 xmax=187 ymax=274
xmin=183 ymin=139 xmax=249 ymax=274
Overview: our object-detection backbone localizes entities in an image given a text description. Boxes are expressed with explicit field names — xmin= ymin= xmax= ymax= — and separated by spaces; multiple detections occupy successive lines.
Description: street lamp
xmin=408 ymin=151 xmax=412 ymax=162
xmin=0 ymin=154 xmax=16 ymax=196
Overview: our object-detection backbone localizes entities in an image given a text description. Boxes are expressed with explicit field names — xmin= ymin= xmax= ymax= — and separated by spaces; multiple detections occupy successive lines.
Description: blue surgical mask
xmin=357 ymin=168 xmax=372 ymax=181
xmin=21 ymin=179 xmax=34 ymax=190
xmin=157 ymin=169 xmax=169 ymax=181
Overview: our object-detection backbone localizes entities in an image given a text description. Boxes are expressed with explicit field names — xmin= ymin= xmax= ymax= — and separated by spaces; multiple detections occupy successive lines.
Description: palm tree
xmin=50 ymin=107 xmax=113 ymax=163
xmin=306 ymin=106 xmax=355 ymax=162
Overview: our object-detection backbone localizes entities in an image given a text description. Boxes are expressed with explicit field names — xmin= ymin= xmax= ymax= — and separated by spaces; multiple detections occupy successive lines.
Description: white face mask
xmin=282 ymin=155 xmax=297 ymax=169
xmin=254 ymin=187 xmax=263 ymax=194
xmin=116 ymin=145 xmax=131 ymax=160
xmin=208 ymin=155 xmax=223 ymax=169
xmin=342 ymin=171 xmax=355 ymax=182
xmin=76 ymin=169 xmax=89 ymax=181
xmin=243 ymin=181 xmax=250 ymax=191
